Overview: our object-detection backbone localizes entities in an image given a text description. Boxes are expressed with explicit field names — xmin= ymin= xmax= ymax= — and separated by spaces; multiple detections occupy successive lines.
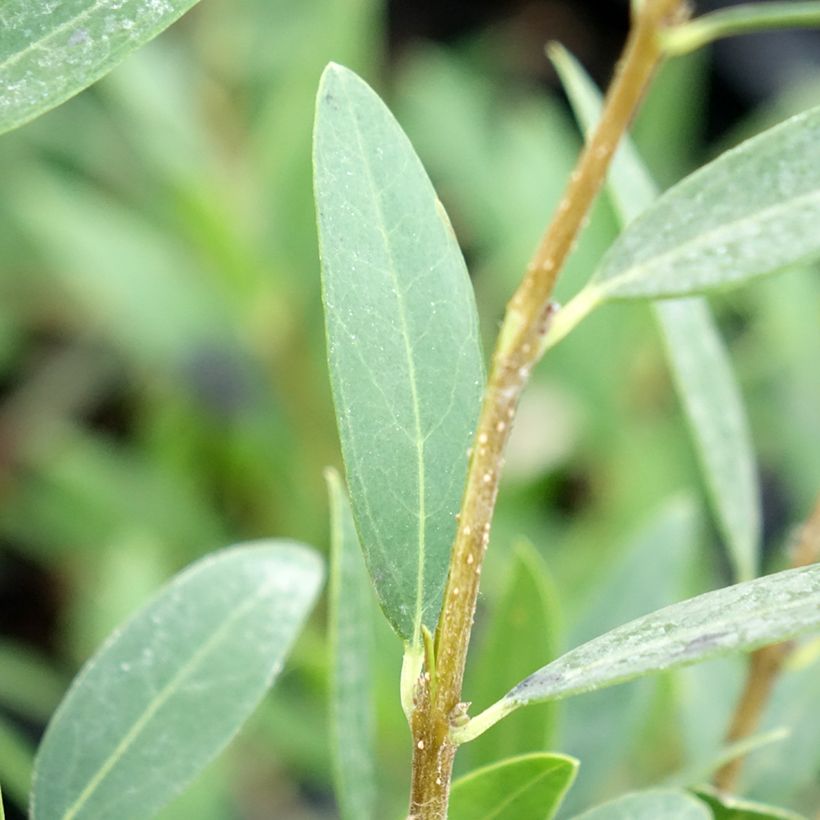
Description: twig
xmin=406 ymin=1 xmax=688 ymax=816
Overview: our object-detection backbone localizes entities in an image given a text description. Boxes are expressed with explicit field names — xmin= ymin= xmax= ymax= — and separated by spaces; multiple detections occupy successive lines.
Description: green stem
xmin=663 ymin=2 xmax=820 ymax=55
xmin=541 ymin=286 xmax=605 ymax=352
xmin=449 ymin=698 xmax=518 ymax=745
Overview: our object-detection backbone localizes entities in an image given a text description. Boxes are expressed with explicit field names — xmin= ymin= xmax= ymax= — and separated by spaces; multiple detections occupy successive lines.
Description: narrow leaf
xmin=571 ymin=789 xmax=711 ymax=820
xmin=506 ymin=564 xmax=820 ymax=708
xmin=551 ymin=45 xmax=760 ymax=581
xmin=586 ymin=104 xmax=820 ymax=300
xmin=314 ymin=63 xmax=484 ymax=644
xmin=0 ymin=782 xmax=4 ymax=820
xmin=31 ymin=542 xmax=323 ymax=820
xmin=692 ymin=786 xmax=806 ymax=819
xmin=449 ymin=753 xmax=578 ymax=820
xmin=467 ymin=540 xmax=559 ymax=769
xmin=326 ymin=468 xmax=376 ymax=820
xmin=0 ymin=0 xmax=202 ymax=135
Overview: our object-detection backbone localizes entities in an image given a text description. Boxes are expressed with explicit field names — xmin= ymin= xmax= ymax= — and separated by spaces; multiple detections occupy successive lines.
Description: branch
xmin=406 ymin=1 xmax=689 ymax=816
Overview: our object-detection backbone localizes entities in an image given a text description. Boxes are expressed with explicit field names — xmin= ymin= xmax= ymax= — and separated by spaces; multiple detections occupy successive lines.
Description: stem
xmin=713 ymin=495 xmax=820 ymax=793
xmin=663 ymin=2 xmax=820 ymax=56
xmin=406 ymin=2 xmax=687 ymax=816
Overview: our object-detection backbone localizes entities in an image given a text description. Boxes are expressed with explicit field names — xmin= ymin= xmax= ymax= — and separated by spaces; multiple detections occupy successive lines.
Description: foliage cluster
xmin=0 ymin=1 xmax=819 ymax=819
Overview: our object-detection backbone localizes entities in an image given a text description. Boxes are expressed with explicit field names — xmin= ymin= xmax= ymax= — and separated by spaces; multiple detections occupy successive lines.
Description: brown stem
xmin=406 ymin=2 xmax=687 ymax=816
xmin=713 ymin=495 xmax=820 ymax=793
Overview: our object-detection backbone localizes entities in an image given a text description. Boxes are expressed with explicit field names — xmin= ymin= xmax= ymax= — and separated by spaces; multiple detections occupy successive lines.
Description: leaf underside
xmin=590 ymin=104 xmax=820 ymax=299
xmin=31 ymin=542 xmax=323 ymax=820
xmin=314 ymin=63 xmax=484 ymax=643
xmin=326 ymin=469 xmax=376 ymax=820
xmin=507 ymin=564 xmax=820 ymax=707
xmin=0 ymin=0 xmax=202 ymax=136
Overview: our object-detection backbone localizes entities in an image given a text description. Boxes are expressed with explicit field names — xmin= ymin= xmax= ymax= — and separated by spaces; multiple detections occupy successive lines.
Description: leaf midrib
xmin=599 ymin=184 xmax=820 ymax=294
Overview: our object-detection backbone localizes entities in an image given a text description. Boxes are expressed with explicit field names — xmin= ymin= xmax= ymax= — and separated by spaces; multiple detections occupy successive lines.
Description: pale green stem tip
xmin=663 ymin=2 xmax=820 ymax=56
xmin=450 ymin=697 xmax=519 ymax=745
xmin=541 ymin=286 xmax=604 ymax=352
xmin=401 ymin=644 xmax=424 ymax=723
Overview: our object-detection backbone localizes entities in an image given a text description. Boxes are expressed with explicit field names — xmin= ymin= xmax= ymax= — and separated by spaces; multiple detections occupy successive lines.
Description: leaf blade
xmin=551 ymin=45 xmax=760 ymax=582
xmin=0 ymin=0 xmax=202 ymax=135
xmin=31 ymin=542 xmax=323 ymax=820
xmin=314 ymin=63 xmax=484 ymax=643
xmin=506 ymin=564 xmax=820 ymax=707
xmin=326 ymin=468 xmax=376 ymax=820
xmin=571 ymin=789 xmax=711 ymax=820
xmin=589 ymin=105 xmax=820 ymax=299
xmin=449 ymin=753 xmax=578 ymax=820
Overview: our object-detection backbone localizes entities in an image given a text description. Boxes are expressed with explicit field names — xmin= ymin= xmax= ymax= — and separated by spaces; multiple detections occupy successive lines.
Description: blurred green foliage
xmin=0 ymin=0 xmax=818 ymax=817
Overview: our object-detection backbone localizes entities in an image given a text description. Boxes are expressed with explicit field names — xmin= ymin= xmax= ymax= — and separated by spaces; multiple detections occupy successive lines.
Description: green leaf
xmin=655 ymin=298 xmax=760 ymax=581
xmin=467 ymin=540 xmax=559 ymax=769
xmin=0 ymin=0 xmax=202 ymax=135
xmin=313 ymin=63 xmax=484 ymax=644
xmin=506 ymin=565 xmax=820 ymax=709
xmin=586 ymin=104 xmax=820 ymax=300
xmin=692 ymin=786 xmax=806 ymax=819
xmin=0 ymin=782 xmax=4 ymax=820
xmin=326 ymin=468 xmax=376 ymax=820
xmin=551 ymin=45 xmax=760 ymax=582
xmin=31 ymin=542 xmax=323 ymax=820
xmin=571 ymin=789 xmax=711 ymax=819
xmin=449 ymin=753 xmax=578 ymax=820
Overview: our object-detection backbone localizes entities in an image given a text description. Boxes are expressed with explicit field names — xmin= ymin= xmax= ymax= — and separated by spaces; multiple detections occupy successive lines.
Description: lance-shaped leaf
xmin=692 ymin=786 xmax=805 ymax=819
xmin=551 ymin=45 xmax=760 ymax=582
xmin=571 ymin=789 xmax=711 ymax=820
xmin=0 ymin=0 xmax=202 ymax=136
xmin=314 ymin=63 xmax=484 ymax=644
xmin=507 ymin=565 xmax=820 ymax=707
xmin=449 ymin=753 xmax=578 ymax=820
xmin=326 ymin=469 xmax=375 ymax=820
xmin=467 ymin=540 xmax=559 ymax=770
xmin=582 ymin=103 xmax=820 ymax=301
xmin=31 ymin=542 xmax=323 ymax=820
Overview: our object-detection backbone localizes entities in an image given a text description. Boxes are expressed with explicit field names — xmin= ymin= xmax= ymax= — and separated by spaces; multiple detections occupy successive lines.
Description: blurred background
xmin=1 ymin=0 xmax=819 ymax=817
